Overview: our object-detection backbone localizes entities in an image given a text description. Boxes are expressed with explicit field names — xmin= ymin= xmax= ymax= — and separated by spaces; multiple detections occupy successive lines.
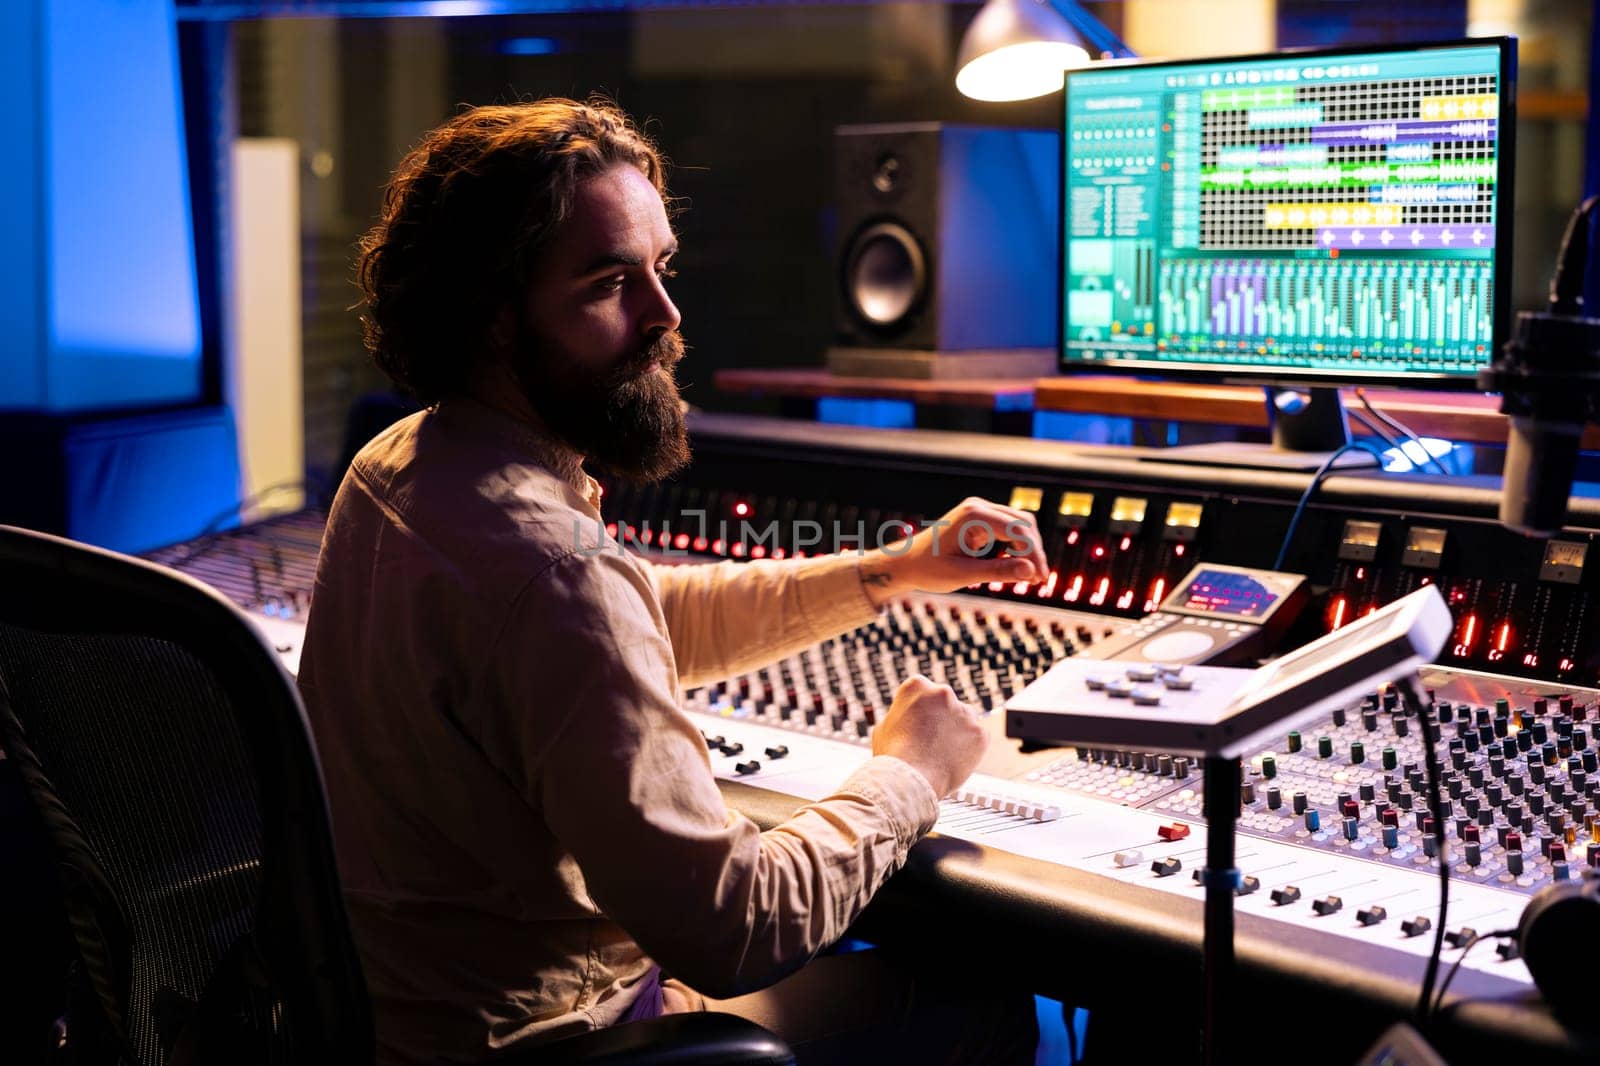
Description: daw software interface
xmin=1060 ymin=40 xmax=1513 ymax=384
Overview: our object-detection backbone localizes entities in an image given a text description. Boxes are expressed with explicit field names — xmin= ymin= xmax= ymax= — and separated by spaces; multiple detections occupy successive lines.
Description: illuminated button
xmin=1270 ymin=885 xmax=1301 ymax=906
xmin=1357 ymin=906 xmax=1387 ymax=927
xmin=1151 ymin=857 xmax=1183 ymax=877
xmin=1158 ymin=823 xmax=1191 ymax=841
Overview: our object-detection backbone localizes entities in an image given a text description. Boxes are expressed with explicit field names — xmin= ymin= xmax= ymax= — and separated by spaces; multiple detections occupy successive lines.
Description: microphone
xmin=1481 ymin=198 xmax=1600 ymax=538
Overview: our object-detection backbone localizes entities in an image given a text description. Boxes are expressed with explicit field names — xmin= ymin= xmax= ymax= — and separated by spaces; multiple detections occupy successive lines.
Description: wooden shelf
xmin=713 ymin=367 xmax=1600 ymax=450
xmin=712 ymin=368 xmax=1036 ymax=410
xmin=1035 ymin=376 xmax=1600 ymax=449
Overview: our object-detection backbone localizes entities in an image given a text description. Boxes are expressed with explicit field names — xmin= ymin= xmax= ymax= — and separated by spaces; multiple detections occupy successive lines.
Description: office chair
xmin=0 ymin=525 xmax=793 ymax=1066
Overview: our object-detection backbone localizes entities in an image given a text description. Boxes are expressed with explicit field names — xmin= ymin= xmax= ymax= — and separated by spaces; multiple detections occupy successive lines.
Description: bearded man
xmin=300 ymin=98 xmax=1044 ymax=1065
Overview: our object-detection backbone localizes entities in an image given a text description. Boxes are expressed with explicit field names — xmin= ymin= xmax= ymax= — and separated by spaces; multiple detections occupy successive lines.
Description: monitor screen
xmin=1059 ymin=39 xmax=1514 ymax=387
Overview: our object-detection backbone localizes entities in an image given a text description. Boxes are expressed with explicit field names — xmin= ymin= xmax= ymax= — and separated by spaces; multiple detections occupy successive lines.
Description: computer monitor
xmin=1059 ymin=38 xmax=1515 ymax=445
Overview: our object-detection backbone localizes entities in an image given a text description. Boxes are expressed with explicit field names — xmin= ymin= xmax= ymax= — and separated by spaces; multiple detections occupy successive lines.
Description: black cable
xmin=1354 ymin=387 xmax=1453 ymax=477
xmin=1549 ymin=194 xmax=1600 ymax=314
xmin=1431 ymin=928 xmax=1518 ymax=1019
xmin=1401 ymin=678 xmax=1450 ymax=1027
xmin=1271 ymin=442 xmax=1382 ymax=571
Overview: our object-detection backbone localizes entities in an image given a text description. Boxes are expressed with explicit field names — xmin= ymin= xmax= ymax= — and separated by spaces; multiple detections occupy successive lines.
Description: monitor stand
xmin=1139 ymin=386 xmax=1371 ymax=471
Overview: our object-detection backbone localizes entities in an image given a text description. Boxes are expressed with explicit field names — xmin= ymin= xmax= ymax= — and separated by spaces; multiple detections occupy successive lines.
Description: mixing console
xmin=133 ymin=413 xmax=1600 ymax=1048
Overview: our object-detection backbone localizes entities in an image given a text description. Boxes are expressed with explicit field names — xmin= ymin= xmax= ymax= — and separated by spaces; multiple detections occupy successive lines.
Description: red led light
xmin=751 ymin=545 xmax=767 ymax=559
xmin=1331 ymin=596 xmax=1347 ymax=630
xmin=734 ymin=501 xmax=751 ymax=517
xmin=1089 ymin=577 xmax=1111 ymax=606
xmin=693 ymin=537 xmax=708 ymax=552
xmin=712 ymin=539 xmax=726 ymax=555
xmin=605 ymin=522 xmax=617 ymax=538
xmin=731 ymin=542 xmax=746 ymax=557
xmin=1040 ymin=571 xmax=1059 ymax=597
xmin=1174 ymin=544 xmax=1185 ymax=557
xmin=674 ymin=532 xmax=691 ymax=550
xmin=773 ymin=548 xmax=787 ymax=559
xmin=1496 ymin=622 xmax=1511 ymax=653
xmin=1120 ymin=536 xmax=1132 ymax=552
xmin=1093 ymin=546 xmax=1106 ymax=559
xmin=1354 ymin=566 xmax=1365 ymax=580
xmin=1066 ymin=530 xmax=1080 ymax=546
xmin=1116 ymin=589 xmax=1135 ymax=610
xmin=1065 ymin=574 xmax=1085 ymax=602
xmin=641 ymin=529 xmax=655 ymax=545
xmin=988 ymin=581 xmax=1005 ymax=592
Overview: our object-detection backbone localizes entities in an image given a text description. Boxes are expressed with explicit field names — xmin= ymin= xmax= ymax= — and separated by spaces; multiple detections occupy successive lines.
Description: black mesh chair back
xmin=0 ymin=525 xmax=372 ymax=1065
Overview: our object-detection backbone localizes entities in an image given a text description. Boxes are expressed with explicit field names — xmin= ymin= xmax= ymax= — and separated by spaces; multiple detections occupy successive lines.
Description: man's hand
xmin=871 ymin=675 xmax=987 ymax=798
xmin=859 ymin=497 xmax=1048 ymax=607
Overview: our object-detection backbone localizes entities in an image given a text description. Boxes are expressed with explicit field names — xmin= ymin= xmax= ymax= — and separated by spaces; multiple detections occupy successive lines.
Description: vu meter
xmin=1083 ymin=563 xmax=1309 ymax=666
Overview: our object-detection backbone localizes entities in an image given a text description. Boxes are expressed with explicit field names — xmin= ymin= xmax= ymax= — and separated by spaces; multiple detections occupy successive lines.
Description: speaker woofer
xmin=844 ymin=222 xmax=926 ymax=331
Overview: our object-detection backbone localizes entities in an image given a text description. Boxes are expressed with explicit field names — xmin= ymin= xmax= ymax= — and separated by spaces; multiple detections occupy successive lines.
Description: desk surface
xmin=711 ymin=368 xmax=1036 ymax=409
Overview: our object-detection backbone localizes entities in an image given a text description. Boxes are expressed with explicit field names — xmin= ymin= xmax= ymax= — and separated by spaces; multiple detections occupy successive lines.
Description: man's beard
xmin=510 ymin=326 xmax=690 ymax=483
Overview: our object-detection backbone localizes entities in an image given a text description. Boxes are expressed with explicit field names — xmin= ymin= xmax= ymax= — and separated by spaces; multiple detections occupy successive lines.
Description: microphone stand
xmin=1200 ymin=755 xmax=1242 ymax=1066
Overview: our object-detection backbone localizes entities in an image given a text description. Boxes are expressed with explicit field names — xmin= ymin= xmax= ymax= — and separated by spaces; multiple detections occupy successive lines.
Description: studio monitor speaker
xmin=830 ymin=123 xmax=1059 ymax=379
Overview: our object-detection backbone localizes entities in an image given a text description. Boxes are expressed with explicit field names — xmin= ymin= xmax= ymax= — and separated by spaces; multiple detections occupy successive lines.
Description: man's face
xmin=507 ymin=163 xmax=689 ymax=481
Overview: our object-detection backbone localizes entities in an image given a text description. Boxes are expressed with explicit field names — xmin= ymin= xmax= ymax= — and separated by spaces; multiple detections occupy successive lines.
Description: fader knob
xmin=1357 ymin=906 xmax=1387 ymax=927
xmin=1270 ymin=886 xmax=1301 ymax=906
xmin=1312 ymin=896 xmax=1344 ymax=916
xmin=1401 ymin=917 xmax=1432 ymax=938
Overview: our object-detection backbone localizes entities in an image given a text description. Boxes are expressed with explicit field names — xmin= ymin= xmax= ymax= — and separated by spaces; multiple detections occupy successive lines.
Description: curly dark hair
xmin=355 ymin=98 xmax=668 ymax=405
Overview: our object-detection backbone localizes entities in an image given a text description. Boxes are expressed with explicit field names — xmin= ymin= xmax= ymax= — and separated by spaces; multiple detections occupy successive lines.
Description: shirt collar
xmin=436 ymin=395 xmax=603 ymax=511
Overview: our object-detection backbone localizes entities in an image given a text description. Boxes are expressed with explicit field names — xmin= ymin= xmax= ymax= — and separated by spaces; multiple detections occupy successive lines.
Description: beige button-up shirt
xmin=298 ymin=398 xmax=940 ymax=1065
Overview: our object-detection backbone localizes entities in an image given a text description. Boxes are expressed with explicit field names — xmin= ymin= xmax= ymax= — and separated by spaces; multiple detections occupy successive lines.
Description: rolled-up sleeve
xmin=648 ymin=554 xmax=881 ymax=690
xmin=487 ymin=551 xmax=937 ymax=999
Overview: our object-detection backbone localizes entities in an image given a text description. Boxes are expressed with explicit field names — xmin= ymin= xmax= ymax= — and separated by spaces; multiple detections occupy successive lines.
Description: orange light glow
xmin=1067 ymin=530 xmax=1080 ymax=546
xmin=1331 ymin=596 xmax=1347 ymax=630
xmin=1174 ymin=544 xmax=1186 ymax=557
xmin=1090 ymin=577 xmax=1111 ymax=606
xmin=1461 ymin=614 xmax=1477 ymax=647
xmin=734 ymin=501 xmax=751 ymax=517
xmin=1040 ymin=570 xmax=1059 ymax=597
xmin=1496 ymin=622 xmax=1511 ymax=653
xmin=693 ymin=537 xmax=708 ymax=552
xmin=1120 ymin=536 xmax=1132 ymax=552
xmin=751 ymin=545 xmax=767 ymax=559
xmin=1066 ymin=574 xmax=1085 ymax=602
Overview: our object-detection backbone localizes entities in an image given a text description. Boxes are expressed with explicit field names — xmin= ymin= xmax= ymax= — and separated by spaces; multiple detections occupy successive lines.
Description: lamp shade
xmin=955 ymin=0 xmax=1093 ymax=102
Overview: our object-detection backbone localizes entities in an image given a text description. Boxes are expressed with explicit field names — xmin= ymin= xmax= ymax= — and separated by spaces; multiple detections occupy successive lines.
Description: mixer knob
xmin=1293 ymin=792 xmax=1308 ymax=814
xmin=735 ymin=760 xmax=761 ymax=775
xmin=1270 ymin=886 xmax=1301 ymax=906
xmin=1287 ymin=731 xmax=1303 ymax=753
xmin=1343 ymin=817 xmax=1359 ymax=841
xmin=1267 ymin=786 xmax=1282 ymax=810
xmin=1261 ymin=755 xmax=1277 ymax=779
xmin=1507 ymin=850 xmax=1525 ymax=876
xmin=1350 ymin=741 xmax=1366 ymax=764
xmin=1382 ymin=746 xmax=1398 ymax=770
xmin=1311 ymin=896 xmax=1343 ymax=916
xmin=1174 ymin=758 xmax=1191 ymax=779
xmin=1401 ymin=917 xmax=1432 ymax=938
xmin=1318 ymin=736 xmax=1334 ymax=759
xmin=1382 ymin=825 xmax=1399 ymax=849
xmin=1393 ymin=716 xmax=1410 ymax=738
xmin=1114 ymin=849 xmax=1145 ymax=868
xmin=1362 ymin=710 xmax=1379 ymax=732
xmin=1151 ymin=857 xmax=1183 ymax=878
xmin=1360 ymin=783 xmax=1376 ymax=803
xmin=1554 ymin=861 xmax=1574 ymax=881
xmin=1236 ymin=876 xmax=1261 ymax=896
xmin=1444 ymin=927 xmax=1478 ymax=949
xmin=1240 ymin=782 xmax=1256 ymax=805
xmin=1465 ymin=841 xmax=1482 ymax=866
xmin=1158 ymin=823 xmax=1192 ymax=841
xmin=1357 ymin=906 xmax=1387 ymax=927
xmin=1305 ymin=811 xmax=1322 ymax=832
xmin=1332 ymin=707 xmax=1347 ymax=727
